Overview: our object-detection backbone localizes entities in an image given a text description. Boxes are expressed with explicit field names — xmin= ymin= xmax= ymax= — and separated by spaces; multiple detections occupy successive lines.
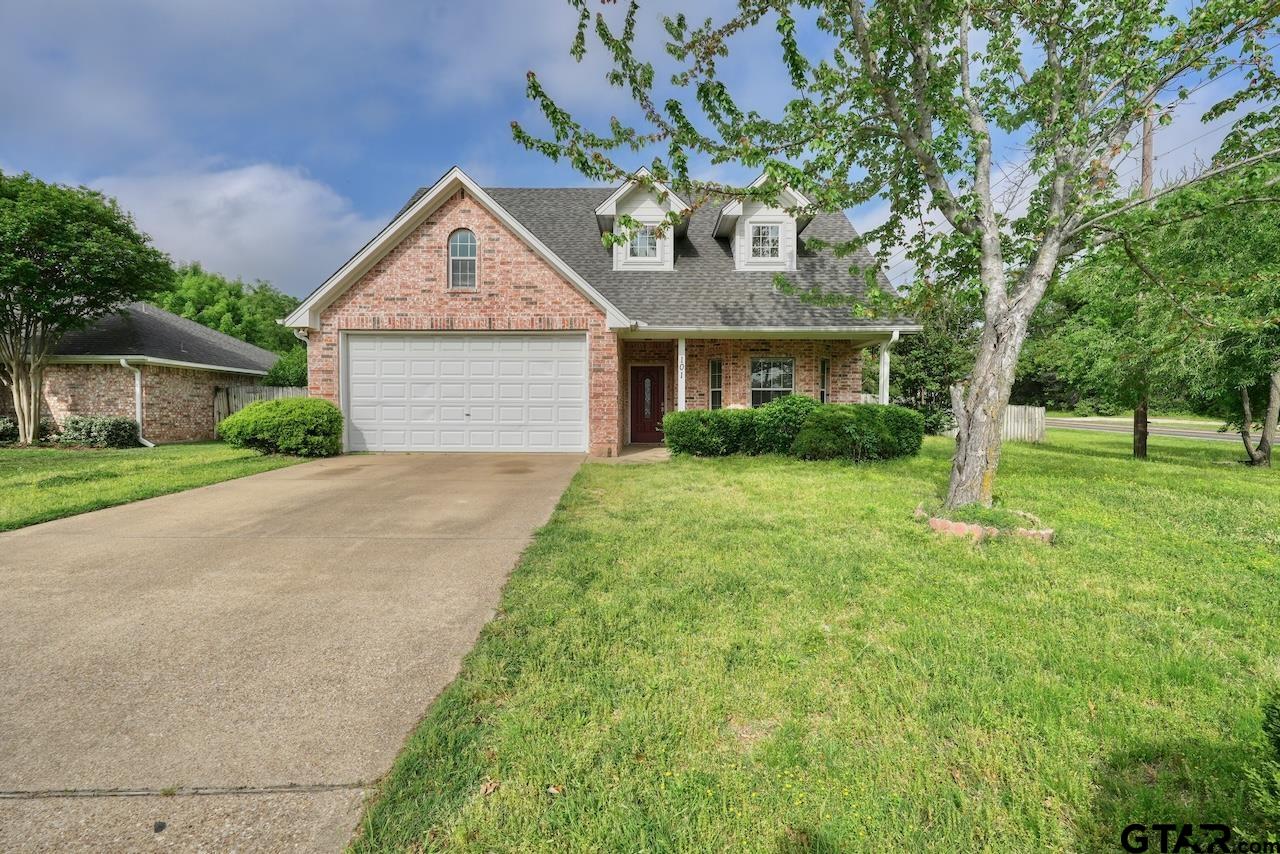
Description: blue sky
xmin=1 ymin=1 xmax=1250 ymax=296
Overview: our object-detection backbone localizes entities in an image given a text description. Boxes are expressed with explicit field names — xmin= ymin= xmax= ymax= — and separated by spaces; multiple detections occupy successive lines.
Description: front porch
xmin=616 ymin=332 xmax=899 ymax=448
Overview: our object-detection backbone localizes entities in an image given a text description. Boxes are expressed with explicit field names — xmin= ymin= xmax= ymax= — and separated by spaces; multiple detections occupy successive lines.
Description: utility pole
xmin=1134 ymin=111 xmax=1154 ymax=460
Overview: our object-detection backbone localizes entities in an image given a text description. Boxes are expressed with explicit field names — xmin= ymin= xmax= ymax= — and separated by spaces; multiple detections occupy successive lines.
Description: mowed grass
xmin=0 ymin=442 xmax=303 ymax=531
xmin=355 ymin=430 xmax=1280 ymax=852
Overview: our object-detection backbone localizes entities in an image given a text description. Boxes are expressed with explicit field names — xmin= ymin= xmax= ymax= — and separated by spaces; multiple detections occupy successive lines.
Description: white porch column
xmin=877 ymin=331 xmax=898 ymax=404
xmin=677 ymin=337 xmax=687 ymax=411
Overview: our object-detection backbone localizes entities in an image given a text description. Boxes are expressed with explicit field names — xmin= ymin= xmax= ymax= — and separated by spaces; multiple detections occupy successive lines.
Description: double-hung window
xmin=709 ymin=359 xmax=723 ymax=410
xmin=750 ymin=224 xmax=780 ymax=259
xmin=750 ymin=358 xmax=794 ymax=407
xmin=820 ymin=358 xmax=831 ymax=403
xmin=628 ymin=226 xmax=657 ymax=258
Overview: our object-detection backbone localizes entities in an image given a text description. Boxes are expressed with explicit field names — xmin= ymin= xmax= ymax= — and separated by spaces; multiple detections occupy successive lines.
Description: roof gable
xmin=283 ymin=167 xmax=629 ymax=329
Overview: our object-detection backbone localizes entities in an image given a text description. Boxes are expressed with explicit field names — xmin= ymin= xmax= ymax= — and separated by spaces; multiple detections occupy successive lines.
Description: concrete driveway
xmin=0 ymin=452 xmax=582 ymax=852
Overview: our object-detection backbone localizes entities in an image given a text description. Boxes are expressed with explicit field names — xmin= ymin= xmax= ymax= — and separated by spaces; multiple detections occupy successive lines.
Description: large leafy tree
xmin=514 ymin=0 xmax=1279 ymax=506
xmin=151 ymin=263 xmax=301 ymax=354
xmin=1051 ymin=165 xmax=1280 ymax=464
xmin=0 ymin=172 xmax=172 ymax=444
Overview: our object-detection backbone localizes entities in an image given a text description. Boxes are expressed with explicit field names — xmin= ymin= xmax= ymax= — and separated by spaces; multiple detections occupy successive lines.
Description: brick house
xmin=283 ymin=167 xmax=920 ymax=456
xmin=1 ymin=303 xmax=276 ymax=443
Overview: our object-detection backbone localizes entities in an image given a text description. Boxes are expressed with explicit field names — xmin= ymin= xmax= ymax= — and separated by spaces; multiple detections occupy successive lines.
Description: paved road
xmin=0 ymin=453 xmax=582 ymax=852
xmin=1046 ymin=418 xmax=1239 ymax=443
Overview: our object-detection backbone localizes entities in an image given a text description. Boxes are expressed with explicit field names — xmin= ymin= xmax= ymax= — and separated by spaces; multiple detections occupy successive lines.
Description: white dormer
xmin=595 ymin=168 xmax=690 ymax=272
xmin=713 ymin=175 xmax=812 ymax=272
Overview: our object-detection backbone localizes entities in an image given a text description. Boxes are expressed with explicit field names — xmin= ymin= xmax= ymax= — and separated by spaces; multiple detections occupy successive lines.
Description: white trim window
xmin=751 ymin=358 xmax=794 ymax=407
xmin=751 ymin=224 xmax=780 ymax=259
xmin=627 ymin=226 xmax=658 ymax=258
xmin=820 ymin=358 xmax=831 ymax=403
xmin=709 ymin=359 xmax=723 ymax=410
xmin=448 ymin=228 xmax=478 ymax=289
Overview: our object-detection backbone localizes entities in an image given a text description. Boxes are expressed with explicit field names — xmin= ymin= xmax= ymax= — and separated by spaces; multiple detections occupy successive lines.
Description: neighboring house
xmin=0 ymin=302 xmax=276 ymax=443
xmin=283 ymin=167 xmax=920 ymax=456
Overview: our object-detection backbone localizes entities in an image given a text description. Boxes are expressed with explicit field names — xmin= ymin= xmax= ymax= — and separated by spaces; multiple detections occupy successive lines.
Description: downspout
xmin=119 ymin=359 xmax=155 ymax=447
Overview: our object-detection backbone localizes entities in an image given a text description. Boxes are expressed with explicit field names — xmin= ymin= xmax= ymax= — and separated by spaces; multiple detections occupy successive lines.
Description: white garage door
xmin=344 ymin=333 xmax=588 ymax=452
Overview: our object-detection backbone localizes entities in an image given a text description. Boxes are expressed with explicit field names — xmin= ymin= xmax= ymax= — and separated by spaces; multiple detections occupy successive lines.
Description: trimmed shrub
xmin=0 ymin=417 xmax=15 ymax=444
xmin=790 ymin=403 xmax=926 ymax=462
xmin=218 ymin=397 xmax=342 ymax=457
xmin=750 ymin=395 xmax=822 ymax=454
xmin=662 ymin=408 xmax=756 ymax=457
xmin=56 ymin=415 xmax=140 ymax=448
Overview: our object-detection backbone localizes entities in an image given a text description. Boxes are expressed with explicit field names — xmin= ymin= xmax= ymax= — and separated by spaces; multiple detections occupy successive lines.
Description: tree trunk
xmin=946 ymin=318 xmax=1025 ymax=507
xmin=1238 ymin=379 xmax=1278 ymax=467
xmin=10 ymin=362 xmax=44 ymax=445
xmin=1133 ymin=393 xmax=1149 ymax=459
xmin=1254 ymin=371 xmax=1279 ymax=467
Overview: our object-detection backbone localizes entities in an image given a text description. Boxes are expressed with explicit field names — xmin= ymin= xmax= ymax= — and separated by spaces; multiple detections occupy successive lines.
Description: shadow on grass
xmin=1010 ymin=439 xmax=1246 ymax=472
xmin=1079 ymin=736 xmax=1263 ymax=851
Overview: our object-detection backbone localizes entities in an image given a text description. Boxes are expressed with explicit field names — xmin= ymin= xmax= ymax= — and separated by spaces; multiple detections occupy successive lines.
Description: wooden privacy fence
xmin=1000 ymin=405 xmax=1046 ymax=443
xmin=941 ymin=405 xmax=1045 ymax=443
xmin=214 ymin=385 xmax=308 ymax=424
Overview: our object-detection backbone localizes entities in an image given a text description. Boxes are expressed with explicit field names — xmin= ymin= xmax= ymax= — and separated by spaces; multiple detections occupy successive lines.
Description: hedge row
xmin=663 ymin=395 xmax=924 ymax=462
xmin=58 ymin=415 xmax=140 ymax=448
xmin=0 ymin=416 xmax=120 ymax=445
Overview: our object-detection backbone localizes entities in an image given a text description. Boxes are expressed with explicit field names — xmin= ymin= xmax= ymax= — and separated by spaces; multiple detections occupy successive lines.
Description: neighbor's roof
xmin=389 ymin=185 xmax=914 ymax=330
xmin=54 ymin=302 xmax=278 ymax=374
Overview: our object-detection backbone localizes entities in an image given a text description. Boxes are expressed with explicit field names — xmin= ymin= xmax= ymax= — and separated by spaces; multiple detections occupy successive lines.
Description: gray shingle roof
xmin=54 ymin=302 xmax=278 ymax=373
xmin=394 ymin=185 xmax=913 ymax=329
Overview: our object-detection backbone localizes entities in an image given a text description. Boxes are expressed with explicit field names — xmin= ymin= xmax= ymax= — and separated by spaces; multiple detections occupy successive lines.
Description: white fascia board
xmin=283 ymin=166 xmax=630 ymax=330
xmin=618 ymin=324 xmax=922 ymax=340
xmin=593 ymin=166 xmax=691 ymax=217
xmin=47 ymin=355 xmax=270 ymax=376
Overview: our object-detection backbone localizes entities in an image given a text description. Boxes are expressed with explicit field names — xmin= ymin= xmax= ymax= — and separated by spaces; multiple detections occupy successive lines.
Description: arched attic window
xmin=448 ymin=228 xmax=477 ymax=289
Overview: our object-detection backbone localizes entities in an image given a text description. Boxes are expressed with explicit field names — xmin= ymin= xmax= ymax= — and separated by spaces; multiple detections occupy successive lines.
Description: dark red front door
xmin=630 ymin=366 xmax=665 ymax=443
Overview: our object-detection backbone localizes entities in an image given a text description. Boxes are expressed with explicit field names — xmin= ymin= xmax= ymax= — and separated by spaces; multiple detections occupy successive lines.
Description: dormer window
xmin=628 ymin=227 xmax=658 ymax=258
xmin=595 ymin=167 xmax=691 ymax=272
xmin=713 ymin=174 xmax=813 ymax=272
xmin=751 ymin=224 xmax=780 ymax=259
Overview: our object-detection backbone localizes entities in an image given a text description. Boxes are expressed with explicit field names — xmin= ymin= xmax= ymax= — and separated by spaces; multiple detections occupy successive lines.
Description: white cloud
xmin=95 ymin=165 xmax=384 ymax=297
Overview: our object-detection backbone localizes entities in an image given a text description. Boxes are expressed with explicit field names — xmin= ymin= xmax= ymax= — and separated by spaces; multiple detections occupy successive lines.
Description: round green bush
xmin=0 ymin=417 xmax=16 ymax=444
xmin=662 ymin=408 xmax=756 ymax=456
xmin=750 ymin=395 xmax=822 ymax=454
xmin=218 ymin=397 xmax=342 ymax=457
xmin=790 ymin=403 xmax=925 ymax=461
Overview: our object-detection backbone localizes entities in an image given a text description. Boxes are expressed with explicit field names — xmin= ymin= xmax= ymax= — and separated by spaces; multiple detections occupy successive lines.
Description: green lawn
xmin=0 ymin=442 xmax=303 ymax=531
xmin=354 ymin=430 xmax=1280 ymax=852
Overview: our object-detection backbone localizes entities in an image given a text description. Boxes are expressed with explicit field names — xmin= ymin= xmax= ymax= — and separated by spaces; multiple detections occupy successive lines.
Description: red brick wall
xmin=308 ymin=190 xmax=621 ymax=455
xmin=615 ymin=338 xmax=864 ymax=440
xmin=39 ymin=365 xmax=136 ymax=424
xmin=682 ymin=339 xmax=863 ymax=409
xmin=2 ymin=363 xmax=256 ymax=443
xmin=142 ymin=366 xmax=259 ymax=443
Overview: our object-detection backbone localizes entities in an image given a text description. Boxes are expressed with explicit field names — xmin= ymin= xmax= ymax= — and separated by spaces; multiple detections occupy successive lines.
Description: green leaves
xmin=150 ymin=262 xmax=302 ymax=354
xmin=0 ymin=170 xmax=172 ymax=345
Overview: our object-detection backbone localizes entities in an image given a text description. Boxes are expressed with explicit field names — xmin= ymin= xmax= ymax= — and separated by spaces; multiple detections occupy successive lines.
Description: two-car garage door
xmin=345 ymin=333 xmax=588 ymax=452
